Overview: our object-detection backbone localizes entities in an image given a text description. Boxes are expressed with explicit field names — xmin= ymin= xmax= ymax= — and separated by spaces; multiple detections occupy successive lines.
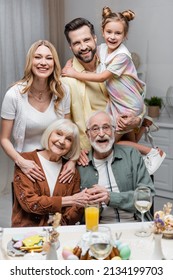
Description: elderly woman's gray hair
xmin=41 ymin=119 xmax=80 ymax=160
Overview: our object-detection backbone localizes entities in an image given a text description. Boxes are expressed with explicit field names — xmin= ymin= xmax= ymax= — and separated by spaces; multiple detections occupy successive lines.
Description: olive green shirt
xmin=78 ymin=144 xmax=155 ymax=218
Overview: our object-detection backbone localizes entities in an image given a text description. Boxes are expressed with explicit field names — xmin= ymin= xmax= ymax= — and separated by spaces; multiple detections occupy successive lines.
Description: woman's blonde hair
xmin=102 ymin=6 xmax=135 ymax=36
xmin=41 ymin=119 xmax=80 ymax=161
xmin=16 ymin=40 xmax=64 ymax=111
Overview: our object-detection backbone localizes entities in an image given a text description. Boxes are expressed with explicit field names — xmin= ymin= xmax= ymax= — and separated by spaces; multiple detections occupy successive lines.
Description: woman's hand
xmin=86 ymin=185 xmax=110 ymax=205
xmin=72 ymin=189 xmax=91 ymax=207
xmin=59 ymin=160 xmax=76 ymax=183
xmin=77 ymin=149 xmax=89 ymax=166
xmin=17 ymin=158 xmax=45 ymax=182
xmin=0 ymin=120 xmax=45 ymax=182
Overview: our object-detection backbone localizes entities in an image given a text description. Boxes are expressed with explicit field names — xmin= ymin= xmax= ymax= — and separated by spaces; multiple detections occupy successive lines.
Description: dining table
xmin=1 ymin=222 xmax=173 ymax=260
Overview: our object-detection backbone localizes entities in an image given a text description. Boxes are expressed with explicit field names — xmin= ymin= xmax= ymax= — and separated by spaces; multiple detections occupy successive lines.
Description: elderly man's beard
xmin=90 ymin=134 xmax=115 ymax=154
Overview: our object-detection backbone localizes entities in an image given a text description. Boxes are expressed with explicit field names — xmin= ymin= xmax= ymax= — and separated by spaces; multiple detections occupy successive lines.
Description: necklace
xmin=30 ymin=85 xmax=51 ymax=103
xmin=34 ymin=91 xmax=43 ymax=100
xmin=31 ymin=93 xmax=52 ymax=103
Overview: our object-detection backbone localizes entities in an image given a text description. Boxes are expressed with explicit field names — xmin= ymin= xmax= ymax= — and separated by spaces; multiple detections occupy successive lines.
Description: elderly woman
xmin=12 ymin=119 xmax=90 ymax=227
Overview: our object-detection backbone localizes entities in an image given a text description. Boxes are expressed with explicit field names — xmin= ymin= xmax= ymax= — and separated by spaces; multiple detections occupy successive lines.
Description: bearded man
xmin=78 ymin=111 xmax=155 ymax=223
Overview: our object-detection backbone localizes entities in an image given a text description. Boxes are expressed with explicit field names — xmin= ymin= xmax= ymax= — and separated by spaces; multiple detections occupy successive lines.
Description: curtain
xmin=0 ymin=0 xmax=64 ymax=194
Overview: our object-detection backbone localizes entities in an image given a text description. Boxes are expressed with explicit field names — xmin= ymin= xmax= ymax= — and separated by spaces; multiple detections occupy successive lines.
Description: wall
xmin=63 ymin=0 xmax=173 ymax=101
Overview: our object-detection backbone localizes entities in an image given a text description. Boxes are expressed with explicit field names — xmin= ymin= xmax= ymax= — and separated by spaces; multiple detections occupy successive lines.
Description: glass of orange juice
xmin=85 ymin=204 xmax=99 ymax=231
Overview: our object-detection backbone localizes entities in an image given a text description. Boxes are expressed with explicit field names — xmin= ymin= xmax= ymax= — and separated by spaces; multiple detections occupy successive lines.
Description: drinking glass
xmin=85 ymin=204 xmax=99 ymax=231
xmin=88 ymin=226 xmax=113 ymax=259
xmin=134 ymin=186 xmax=152 ymax=237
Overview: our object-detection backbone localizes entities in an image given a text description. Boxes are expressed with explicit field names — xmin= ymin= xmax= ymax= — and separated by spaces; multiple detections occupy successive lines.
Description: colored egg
xmin=118 ymin=243 xmax=128 ymax=250
xmin=67 ymin=254 xmax=79 ymax=260
xmin=13 ymin=240 xmax=23 ymax=248
xmin=63 ymin=246 xmax=73 ymax=253
xmin=111 ymin=256 xmax=122 ymax=260
xmin=120 ymin=246 xmax=131 ymax=260
xmin=62 ymin=249 xmax=73 ymax=260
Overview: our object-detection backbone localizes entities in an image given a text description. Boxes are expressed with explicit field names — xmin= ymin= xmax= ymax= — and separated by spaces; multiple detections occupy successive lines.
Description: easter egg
xmin=62 ymin=249 xmax=73 ymax=260
xmin=119 ymin=245 xmax=131 ymax=260
xmin=63 ymin=246 xmax=73 ymax=253
xmin=111 ymin=256 xmax=122 ymax=260
xmin=13 ymin=240 xmax=23 ymax=248
xmin=118 ymin=242 xmax=128 ymax=250
xmin=67 ymin=254 xmax=79 ymax=260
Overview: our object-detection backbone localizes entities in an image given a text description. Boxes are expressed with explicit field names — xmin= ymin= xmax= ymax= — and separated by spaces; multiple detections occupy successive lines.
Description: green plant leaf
xmin=144 ymin=96 xmax=162 ymax=109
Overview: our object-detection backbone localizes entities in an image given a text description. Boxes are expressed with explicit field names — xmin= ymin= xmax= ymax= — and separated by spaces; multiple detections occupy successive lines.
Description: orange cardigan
xmin=12 ymin=150 xmax=83 ymax=227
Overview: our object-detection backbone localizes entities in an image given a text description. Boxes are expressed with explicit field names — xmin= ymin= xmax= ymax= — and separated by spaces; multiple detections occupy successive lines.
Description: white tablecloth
xmin=1 ymin=222 xmax=173 ymax=260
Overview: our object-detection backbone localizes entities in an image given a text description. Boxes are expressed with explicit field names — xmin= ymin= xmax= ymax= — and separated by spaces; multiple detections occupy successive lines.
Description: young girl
xmin=62 ymin=7 xmax=150 ymax=143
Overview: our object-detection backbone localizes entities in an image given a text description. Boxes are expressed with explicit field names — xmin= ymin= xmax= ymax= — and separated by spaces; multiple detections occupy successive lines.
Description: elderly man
xmin=78 ymin=111 xmax=155 ymax=223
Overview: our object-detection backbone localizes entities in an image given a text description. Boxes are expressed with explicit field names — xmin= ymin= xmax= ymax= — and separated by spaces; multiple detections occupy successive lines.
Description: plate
xmin=7 ymin=232 xmax=46 ymax=257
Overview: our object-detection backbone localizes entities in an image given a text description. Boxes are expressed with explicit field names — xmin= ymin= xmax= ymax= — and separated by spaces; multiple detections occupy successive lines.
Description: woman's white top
xmin=1 ymin=83 xmax=70 ymax=152
xmin=23 ymin=96 xmax=57 ymax=151
xmin=37 ymin=153 xmax=62 ymax=196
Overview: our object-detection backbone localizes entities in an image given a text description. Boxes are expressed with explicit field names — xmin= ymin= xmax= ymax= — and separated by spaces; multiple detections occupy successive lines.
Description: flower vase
xmin=46 ymin=241 xmax=60 ymax=260
xmin=151 ymin=233 xmax=165 ymax=260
